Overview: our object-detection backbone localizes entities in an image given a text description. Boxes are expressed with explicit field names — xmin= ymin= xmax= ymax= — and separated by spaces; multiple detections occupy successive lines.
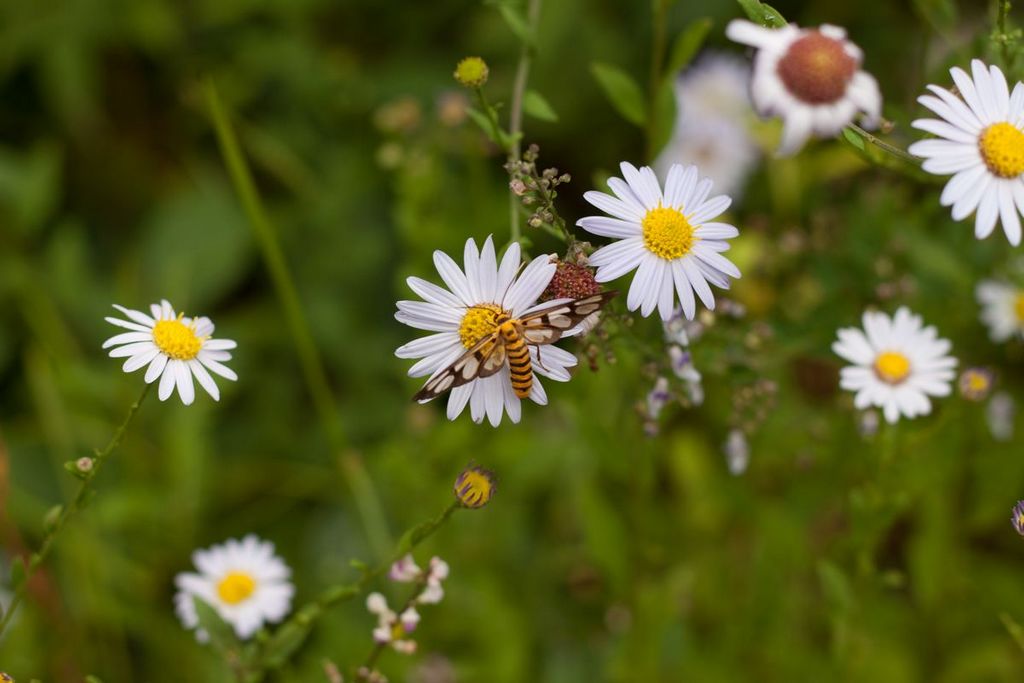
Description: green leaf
xmin=43 ymin=504 xmax=63 ymax=534
xmin=260 ymin=620 xmax=313 ymax=668
xmin=590 ymin=62 xmax=647 ymax=127
xmin=735 ymin=0 xmax=787 ymax=27
xmin=192 ymin=596 xmax=237 ymax=651
xmin=663 ymin=18 xmax=713 ymax=81
xmin=842 ymin=127 xmax=866 ymax=151
xmin=10 ymin=556 xmax=27 ymax=591
xmin=465 ymin=106 xmax=519 ymax=150
xmin=522 ymin=90 xmax=558 ymax=122
xmin=497 ymin=5 xmax=535 ymax=46
xmin=651 ymin=82 xmax=677 ymax=157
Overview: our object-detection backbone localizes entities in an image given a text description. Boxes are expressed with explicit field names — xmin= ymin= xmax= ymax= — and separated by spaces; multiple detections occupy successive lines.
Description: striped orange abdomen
xmin=499 ymin=321 xmax=532 ymax=398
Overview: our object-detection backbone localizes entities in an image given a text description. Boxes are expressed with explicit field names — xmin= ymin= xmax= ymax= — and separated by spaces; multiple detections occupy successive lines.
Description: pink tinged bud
xmin=373 ymin=625 xmax=393 ymax=643
xmin=418 ymin=582 xmax=444 ymax=605
xmin=429 ymin=556 xmax=449 ymax=581
xmin=400 ymin=607 xmax=421 ymax=632
xmin=366 ymin=592 xmax=389 ymax=615
xmin=389 ymin=554 xmax=421 ymax=582
xmin=393 ymin=639 xmax=418 ymax=655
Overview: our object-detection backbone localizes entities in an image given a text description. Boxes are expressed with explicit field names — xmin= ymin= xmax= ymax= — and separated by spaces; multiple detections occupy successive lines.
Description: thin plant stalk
xmin=0 ymin=383 xmax=149 ymax=636
xmin=507 ymin=0 xmax=542 ymax=245
xmin=646 ymin=0 xmax=670 ymax=162
xmin=203 ymin=78 xmax=391 ymax=561
xmin=247 ymin=502 xmax=461 ymax=680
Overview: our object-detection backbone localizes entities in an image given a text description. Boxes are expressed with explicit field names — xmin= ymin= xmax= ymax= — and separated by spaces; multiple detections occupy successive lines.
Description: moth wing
xmin=412 ymin=332 xmax=505 ymax=401
xmin=519 ymin=291 xmax=618 ymax=345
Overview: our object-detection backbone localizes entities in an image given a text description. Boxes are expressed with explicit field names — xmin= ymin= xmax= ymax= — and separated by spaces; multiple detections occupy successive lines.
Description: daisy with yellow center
xmin=395 ymin=236 xmax=578 ymax=426
xmin=174 ymin=534 xmax=294 ymax=642
xmin=976 ymin=279 xmax=1024 ymax=342
xmin=103 ymin=299 xmax=237 ymax=405
xmin=908 ymin=60 xmax=1024 ymax=245
xmin=833 ymin=307 xmax=957 ymax=424
xmin=725 ymin=20 xmax=881 ymax=155
xmin=577 ymin=161 xmax=740 ymax=321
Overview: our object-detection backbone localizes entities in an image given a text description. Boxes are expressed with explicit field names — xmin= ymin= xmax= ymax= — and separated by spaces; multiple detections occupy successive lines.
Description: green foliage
xmin=2 ymin=0 xmax=1024 ymax=681
xmin=590 ymin=62 xmax=647 ymax=126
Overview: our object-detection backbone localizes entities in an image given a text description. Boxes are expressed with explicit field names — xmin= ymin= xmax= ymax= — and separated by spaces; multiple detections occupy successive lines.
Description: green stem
xmin=0 ymin=383 xmax=149 ymax=637
xmin=203 ymin=78 xmax=391 ymax=561
xmin=252 ymin=503 xmax=461 ymax=676
xmin=507 ymin=0 xmax=542 ymax=246
xmin=847 ymin=124 xmax=922 ymax=166
xmin=646 ymin=0 xmax=670 ymax=161
xmin=474 ymin=88 xmax=507 ymax=154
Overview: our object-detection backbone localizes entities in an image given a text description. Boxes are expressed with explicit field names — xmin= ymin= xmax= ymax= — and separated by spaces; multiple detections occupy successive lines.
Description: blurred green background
xmin=3 ymin=0 xmax=1024 ymax=680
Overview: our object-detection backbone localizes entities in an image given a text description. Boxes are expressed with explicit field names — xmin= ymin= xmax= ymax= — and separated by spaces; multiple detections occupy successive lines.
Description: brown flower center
xmin=776 ymin=32 xmax=856 ymax=105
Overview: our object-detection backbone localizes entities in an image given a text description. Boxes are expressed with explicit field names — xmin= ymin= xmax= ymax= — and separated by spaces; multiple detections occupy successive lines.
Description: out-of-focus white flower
xmin=988 ymin=391 xmax=1016 ymax=441
xmin=645 ymin=376 xmax=671 ymax=421
xmin=726 ymin=20 xmax=881 ymax=155
xmin=833 ymin=307 xmax=957 ymax=424
xmin=174 ymin=535 xmax=293 ymax=642
xmin=656 ymin=53 xmax=760 ymax=197
xmin=724 ymin=428 xmax=750 ymax=475
xmin=976 ymin=279 xmax=1024 ymax=341
xmin=669 ymin=345 xmax=704 ymax=406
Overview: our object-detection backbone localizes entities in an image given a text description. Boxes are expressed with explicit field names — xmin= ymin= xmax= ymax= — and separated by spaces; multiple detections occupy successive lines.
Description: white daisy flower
xmin=832 ymin=307 xmax=957 ymax=424
xmin=976 ymin=279 xmax=1024 ymax=341
xmin=577 ymin=161 xmax=741 ymax=321
xmin=907 ymin=60 xmax=1024 ymax=245
xmin=395 ymin=236 xmax=576 ymax=427
xmin=655 ymin=53 xmax=760 ymax=197
xmin=726 ymin=20 xmax=881 ymax=156
xmin=102 ymin=300 xmax=237 ymax=405
xmin=174 ymin=534 xmax=294 ymax=641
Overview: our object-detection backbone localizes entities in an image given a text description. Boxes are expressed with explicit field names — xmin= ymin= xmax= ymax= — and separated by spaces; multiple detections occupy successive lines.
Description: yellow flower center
xmin=454 ymin=467 xmax=495 ymax=508
xmin=642 ymin=206 xmax=696 ymax=260
xmin=216 ymin=571 xmax=256 ymax=605
xmin=458 ymin=304 xmax=505 ymax=348
xmin=1015 ymin=293 xmax=1024 ymax=322
xmin=978 ymin=122 xmax=1024 ymax=178
xmin=152 ymin=317 xmax=202 ymax=360
xmin=874 ymin=351 xmax=911 ymax=385
xmin=965 ymin=372 xmax=990 ymax=394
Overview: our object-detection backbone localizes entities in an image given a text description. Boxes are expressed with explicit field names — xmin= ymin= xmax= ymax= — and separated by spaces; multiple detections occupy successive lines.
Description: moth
xmin=413 ymin=291 xmax=618 ymax=402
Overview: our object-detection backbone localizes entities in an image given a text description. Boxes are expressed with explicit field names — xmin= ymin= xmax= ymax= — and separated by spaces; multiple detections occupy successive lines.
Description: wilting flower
xmin=909 ymin=60 xmax=1024 ymax=245
xmin=1013 ymin=501 xmax=1024 ymax=536
xmin=541 ymin=260 xmax=603 ymax=335
xmin=726 ymin=20 xmax=881 ymax=155
xmin=174 ymin=535 xmax=294 ymax=641
xmin=453 ymin=465 xmax=497 ymax=509
xmin=578 ymin=162 xmax=741 ymax=321
xmin=103 ymin=300 xmax=237 ymax=405
xmin=958 ymin=367 xmax=995 ymax=401
xmin=656 ymin=53 xmax=760 ymax=196
xmin=976 ymin=279 xmax=1024 ymax=341
xmin=395 ymin=236 xmax=577 ymax=426
xmin=367 ymin=593 xmax=419 ymax=654
xmin=832 ymin=307 xmax=957 ymax=424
